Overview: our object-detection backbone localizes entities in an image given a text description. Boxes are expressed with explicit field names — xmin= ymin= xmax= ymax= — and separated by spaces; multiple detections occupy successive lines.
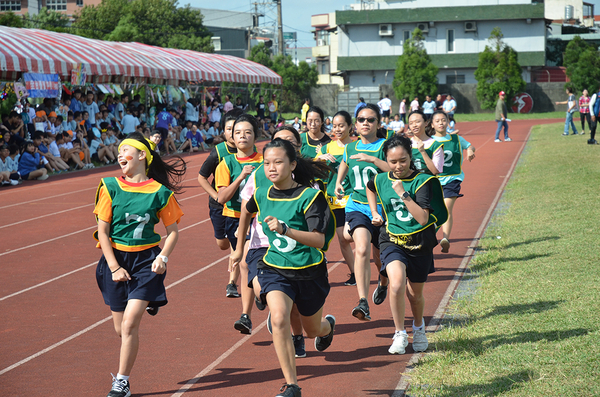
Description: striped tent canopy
xmin=0 ymin=26 xmax=281 ymax=85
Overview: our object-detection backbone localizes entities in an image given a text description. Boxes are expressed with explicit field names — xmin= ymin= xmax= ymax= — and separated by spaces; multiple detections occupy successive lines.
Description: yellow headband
xmin=119 ymin=138 xmax=154 ymax=170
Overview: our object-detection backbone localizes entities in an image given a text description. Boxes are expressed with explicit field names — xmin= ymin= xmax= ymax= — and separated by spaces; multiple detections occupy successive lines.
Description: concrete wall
xmin=310 ymin=82 xmax=569 ymax=116
xmin=370 ymin=0 xmax=532 ymax=9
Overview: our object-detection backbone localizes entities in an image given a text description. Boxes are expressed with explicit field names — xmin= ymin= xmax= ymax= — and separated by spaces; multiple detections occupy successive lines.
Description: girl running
xmin=335 ymin=104 xmax=390 ymax=322
xmin=430 ymin=110 xmax=475 ymax=253
xmin=198 ymin=109 xmax=244 ymax=297
xmin=405 ymin=110 xmax=444 ymax=176
xmin=214 ymin=114 xmax=263 ymax=298
xmin=94 ymin=132 xmax=185 ymax=397
xmin=366 ymin=134 xmax=447 ymax=355
xmin=246 ymin=138 xmax=335 ymax=397
xmin=300 ymin=106 xmax=331 ymax=159
xmin=316 ymin=110 xmax=356 ymax=286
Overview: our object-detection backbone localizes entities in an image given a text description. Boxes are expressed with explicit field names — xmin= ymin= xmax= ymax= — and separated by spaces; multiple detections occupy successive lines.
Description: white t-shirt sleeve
xmin=240 ymin=172 xmax=256 ymax=201
xmin=432 ymin=147 xmax=444 ymax=173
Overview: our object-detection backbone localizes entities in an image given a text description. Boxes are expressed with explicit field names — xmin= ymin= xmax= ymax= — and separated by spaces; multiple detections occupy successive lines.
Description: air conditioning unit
xmin=317 ymin=39 xmax=326 ymax=46
xmin=379 ymin=24 xmax=393 ymax=36
xmin=465 ymin=21 xmax=477 ymax=32
xmin=416 ymin=23 xmax=429 ymax=33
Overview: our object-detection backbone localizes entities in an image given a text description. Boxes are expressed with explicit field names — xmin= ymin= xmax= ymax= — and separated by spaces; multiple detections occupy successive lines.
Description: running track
xmin=0 ymin=119 xmax=558 ymax=396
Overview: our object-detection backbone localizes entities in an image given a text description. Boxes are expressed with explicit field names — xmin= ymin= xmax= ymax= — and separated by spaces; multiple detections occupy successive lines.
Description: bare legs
xmin=110 ymin=299 xmax=148 ymax=376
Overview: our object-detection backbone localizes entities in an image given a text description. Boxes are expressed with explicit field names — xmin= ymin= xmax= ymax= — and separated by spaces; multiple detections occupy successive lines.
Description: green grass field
xmin=456 ymin=111 xmax=565 ymax=122
xmin=404 ymin=123 xmax=600 ymax=397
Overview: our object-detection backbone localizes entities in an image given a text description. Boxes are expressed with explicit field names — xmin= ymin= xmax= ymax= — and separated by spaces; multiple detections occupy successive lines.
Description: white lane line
xmin=391 ymin=126 xmax=532 ymax=397
xmin=170 ymin=258 xmax=346 ymax=397
xmin=2 ymin=187 xmax=97 ymax=209
xmin=0 ymin=204 xmax=93 ymax=229
xmin=0 ymin=226 xmax=98 ymax=257
xmin=0 ymin=253 xmax=230 ymax=376
xmin=0 ymin=217 xmax=211 ymax=301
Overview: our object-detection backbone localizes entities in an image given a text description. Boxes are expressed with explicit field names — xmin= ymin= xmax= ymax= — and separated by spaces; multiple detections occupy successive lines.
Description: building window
xmin=320 ymin=62 xmax=329 ymax=75
xmin=446 ymin=74 xmax=465 ymax=84
xmin=46 ymin=0 xmax=67 ymax=11
xmin=447 ymin=29 xmax=455 ymax=53
xmin=316 ymin=30 xmax=329 ymax=46
xmin=211 ymin=37 xmax=221 ymax=51
xmin=0 ymin=0 xmax=21 ymax=11
xmin=77 ymin=0 xmax=83 ymax=6
xmin=403 ymin=30 xmax=411 ymax=42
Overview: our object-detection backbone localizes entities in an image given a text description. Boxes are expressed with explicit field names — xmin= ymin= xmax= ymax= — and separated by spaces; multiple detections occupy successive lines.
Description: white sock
xmin=396 ymin=329 xmax=407 ymax=335
xmin=413 ymin=321 xmax=424 ymax=331
xmin=116 ymin=374 xmax=129 ymax=382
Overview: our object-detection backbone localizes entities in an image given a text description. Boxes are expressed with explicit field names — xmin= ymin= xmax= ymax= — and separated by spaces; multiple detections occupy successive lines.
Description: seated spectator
xmin=0 ymin=144 xmax=19 ymax=185
xmin=388 ymin=114 xmax=405 ymax=133
xmin=18 ymin=141 xmax=48 ymax=181
xmin=102 ymin=124 xmax=120 ymax=159
xmin=205 ymin=121 xmax=220 ymax=145
xmin=291 ymin=116 xmax=301 ymax=131
xmin=177 ymin=124 xmax=208 ymax=154
xmin=57 ymin=132 xmax=91 ymax=170
xmin=277 ymin=118 xmax=285 ymax=128
xmin=149 ymin=130 xmax=162 ymax=151
xmin=89 ymin=127 xmax=115 ymax=165
xmin=5 ymin=110 xmax=26 ymax=145
xmin=6 ymin=144 xmax=21 ymax=180
xmin=180 ymin=120 xmax=193 ymax=145
xmin=46 ymin=132 xmax=69 ymax=171
xmin=1 ymin=126 xmax=10 ymax=146
xmin=324 ymin=117 xmax=333 ymax=135
xmin=34 ymin=132 xmax=68 ymax=172
xmin=72 ymin=138 xmax=94 ymax=168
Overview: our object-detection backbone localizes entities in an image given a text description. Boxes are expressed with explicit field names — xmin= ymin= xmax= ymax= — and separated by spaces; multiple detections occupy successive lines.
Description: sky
xmin=185 ymin=0 xmax=351 ymax=48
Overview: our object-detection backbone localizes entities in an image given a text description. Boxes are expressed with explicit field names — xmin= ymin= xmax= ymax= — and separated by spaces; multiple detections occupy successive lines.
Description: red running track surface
xmin=0 ymin=119 xmax=558 ymax=396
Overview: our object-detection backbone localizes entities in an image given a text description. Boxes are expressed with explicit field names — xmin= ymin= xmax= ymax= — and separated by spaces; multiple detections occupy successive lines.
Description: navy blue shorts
xmin=245 ymin=247 xmax=267 ymax=288
xmin=21 ymin=172 xmax=31 ymax=180
xmin=442 ymin=179 xmax=464 ymax=199
xmin=379 ymin=243 xmax=434 ymax=283
xmin=96 ymin=246 xmax=167 ymax=312
xmin=224 ymin=216 xmax=240 ymax=250
xmin=346 ymin=210 xmax=380 ymax=249
xmin=209 ymin=206 xmax=228 ymax=240
xmin=332 ymin=208 xmax=345 ymax=228
xmin=258 ymin=266 xmax=330 ymax=317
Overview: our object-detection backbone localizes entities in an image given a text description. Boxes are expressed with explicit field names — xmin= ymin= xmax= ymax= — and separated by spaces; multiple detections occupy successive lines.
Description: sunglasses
xmin=357 ymin=117 xmax=377 ymax=124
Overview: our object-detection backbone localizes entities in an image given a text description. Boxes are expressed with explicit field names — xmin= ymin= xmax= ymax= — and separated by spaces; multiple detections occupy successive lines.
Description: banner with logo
xmin=512 ymin=93 xmax=534 ymax=113
xmin=23 ymin=73 xmax=61 ymax=98
xmin=70 ymin=63 xmax=87 ymax=86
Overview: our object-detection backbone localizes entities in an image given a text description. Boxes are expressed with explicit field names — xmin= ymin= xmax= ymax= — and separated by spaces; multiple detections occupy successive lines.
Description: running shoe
xmin=146 ymin=305 xmax=159 ymax=316
xmin=412 ymin=327 xmax=429 ymax=352
xmin=372 ymin=281 xmax=388 ymax=305
xmin=351 ymin=298 xmax=371 ymax=321
xmin=505 ymin=137 xmax=513 ymax=142
xmin=267 ymin=311 xmax=273 ymax=334
xmin=107 ymin=374 xmax=131 ymax=397
xmin=344 ymin=273 xmax=356 ymax=286
xmin=37 ymin=174 xmax=49 ymax=181
xmin=275 ymin=383 xmax=301 ymax=397
xmin=314 ymin=315 xmax=335 ymax=352
xmin=293 ymin=334 xmax=306 ymax=358
xmin=494 ymin=139 xmax=502 ymax=142
xmin=440 ymin=238 xmax=450 ymax=253
xmin=234 ymin=313 xmax=252 ymax=334
xmin=226 ymin=282 xmax=240 ymax=298
xmin=389 ymin=330 xmax=409 ymax=354
xmin=255 ymin=296 xmax=266 ymax=311
xmin=562 ymin=133 xmax=569 ymax=136
xmin=571 ymin=132 xmax=578 ymax=135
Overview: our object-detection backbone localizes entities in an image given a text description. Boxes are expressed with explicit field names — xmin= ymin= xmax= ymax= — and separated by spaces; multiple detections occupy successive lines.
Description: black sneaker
xmin=293 ymin=334 xmax=306 ymax=358
xmin=234 ymin=313 xmax=252 ymax=334
xmin=146 ymin=305 xmax=159 ymax=316
xmin=255 ymin=296 xmax=266 ymax=311
xmin=226 ymin=282 xmax=240 ymax=298
xmin=352 ymin=298 xmax=371 ymax=321
xmin=314 ymin=315 xmax=335 ymax=352
xmin=275 ymin=383 xmax=302 ymax=397
xmin=344 ymin=273 xmax=356 ymax=286
xmin=107 ymin=374 xmax=131 ymax=397
xmin=372 ymin=281 xmax=388 ymax=305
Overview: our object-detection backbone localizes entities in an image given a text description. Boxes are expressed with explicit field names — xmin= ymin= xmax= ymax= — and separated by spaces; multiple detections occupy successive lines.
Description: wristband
xmin=279 ymin=221 xmax=288 ymax=236
xmin=157 ymin=254 xmax=169 ymax=263
xmin=111 ymin=266 xmax=122 ymax=274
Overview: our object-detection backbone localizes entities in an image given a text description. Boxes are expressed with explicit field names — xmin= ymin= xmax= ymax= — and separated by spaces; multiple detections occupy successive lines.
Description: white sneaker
xmin=494 ymin=139 xmax=502 ymax=143
xmin=389 ymin=330 xmax=409 ymax=354
xmin=505 ymin=137 xmax=512 ymax=142
xmin=412 ymin=327 xmax=428 ymax=352
xmin=10 ymin=180 xmax=19 ymax=185
xmin=440 ymin=238 xmax=450 ymax=253
xmin=37 ymin=174 xmax=49 ymax=181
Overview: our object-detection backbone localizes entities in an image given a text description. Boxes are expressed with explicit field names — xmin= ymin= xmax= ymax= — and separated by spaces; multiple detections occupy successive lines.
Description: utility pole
xmin=276 ymin=0 xmax=284 ymax=56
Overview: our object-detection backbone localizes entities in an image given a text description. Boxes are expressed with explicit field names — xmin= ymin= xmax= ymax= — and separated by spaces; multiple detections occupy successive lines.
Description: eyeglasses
xmin=357 ymin=117 xmax=377 ymax=124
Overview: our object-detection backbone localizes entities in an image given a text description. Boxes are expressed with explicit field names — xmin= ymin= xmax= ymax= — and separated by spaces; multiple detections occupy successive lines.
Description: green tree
xmin=475 ymin=27 xmax=526 ymax=110
xmin=392 ymin=28 xmax=438 ymax=101
xmin=563 ymin=36 xmax=600 ymax=92
xmin=23 ymin=8 xmax=70 ymax=32
xmin=247 ymin=43 xmax=317 ymax=112
xmin=0 ymin=12 xmax=24 ymax=28
xmin=72 ymin=0 xmax=213 ymax=52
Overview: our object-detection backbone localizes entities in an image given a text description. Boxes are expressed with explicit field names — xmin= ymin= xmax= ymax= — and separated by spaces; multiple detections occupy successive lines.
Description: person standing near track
xmin=494 ymin=91 xmax=512 ymax=142
xmin=556 ymin=87 xmax=579 ymax=136
xmin=335 ymin=104 xmax=390 ymax=322
xmin=587 ymin=85 xmax=600 ymax=145
xmin=578 ymin=89 xmax=591 ymax=135
xmin=245 ymin=138 xmax=335 ymax=397
xmin=300 ymin=106 xmax=331 ymax=159
xmin=406 ymin=110 xmax=444 ymax=176
xmin=215 ymin=114 xmax=263 ymax=298
xmin=367 ymin=134 xmax=447 ymax=355
xmin=198 ymin=109 xmax=244 ymax=296
xmin=300 ymin=98 xmax=310 ymax=129
xmin=430 ymin=110 xmax=475 ymax=253
xmin=94 ymin=132 xmax=185 ymax=397
xmin=316 ymin=110 xmax=356 ymax=286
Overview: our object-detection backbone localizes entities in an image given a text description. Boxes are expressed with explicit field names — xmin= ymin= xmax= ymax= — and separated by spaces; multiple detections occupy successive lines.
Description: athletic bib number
xmin=443 ymin=150 xmax=454 ymax=168
xmin=413 ymin=158 xmax=423 ymax=170
xmin=125 ymin=213 xmax=150 ymax=239
xmin=391 ymin=198 xmax=413 ymax=222
xmin=351 ymin=165 xmax=378 ymax=190
xmin=272 ymin=232 xmax=296 ymax=253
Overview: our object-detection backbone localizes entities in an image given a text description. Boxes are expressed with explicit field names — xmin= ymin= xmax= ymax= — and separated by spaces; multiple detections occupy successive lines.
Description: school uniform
xmin=432 ymin=134 xmax=472 ymax=198
xmin=247 ymin=185 xmax=335 ymax=316
xmin=300 ymin=132 xmax=331 ymax=159
xmin=94 ymin=177 xmax=183 ymax=312
xmin=368 ymin=171 xmax=447 ymax=282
